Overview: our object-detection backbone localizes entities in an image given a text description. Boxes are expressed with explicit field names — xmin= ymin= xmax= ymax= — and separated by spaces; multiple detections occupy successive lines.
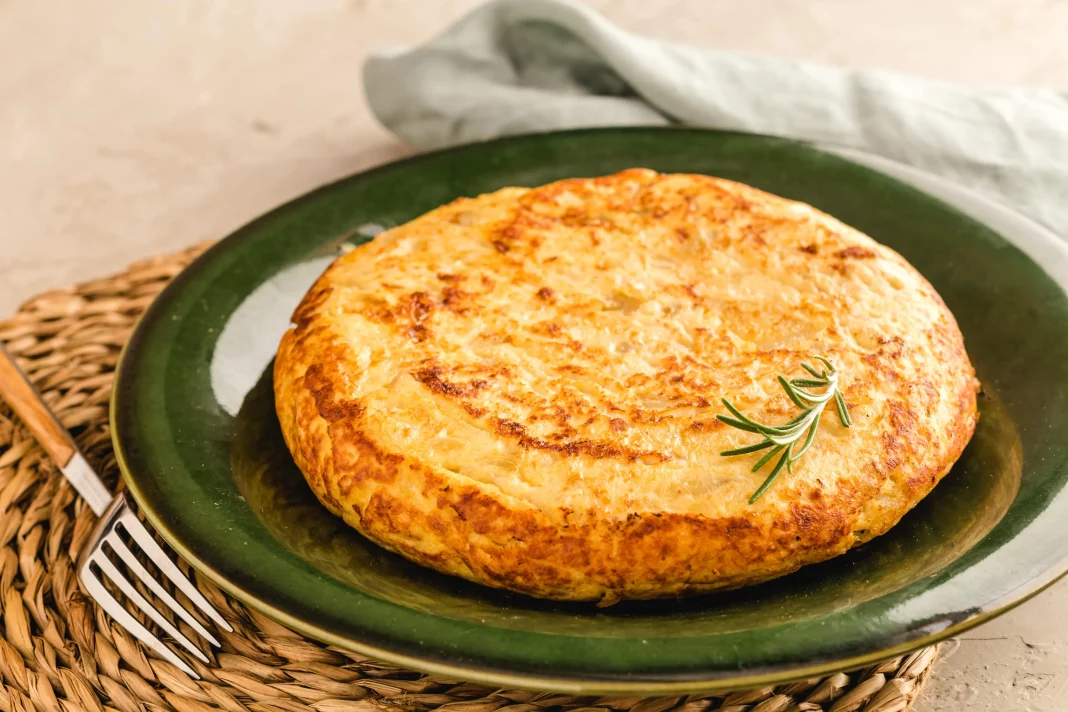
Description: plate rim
xmin=111 ymin=126 xmax=1068 ymax=694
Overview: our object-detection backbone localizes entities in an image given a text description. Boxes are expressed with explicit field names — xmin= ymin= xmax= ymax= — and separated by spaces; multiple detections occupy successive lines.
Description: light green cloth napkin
xmin=364 ymin=0 xmax=1068 ymax=238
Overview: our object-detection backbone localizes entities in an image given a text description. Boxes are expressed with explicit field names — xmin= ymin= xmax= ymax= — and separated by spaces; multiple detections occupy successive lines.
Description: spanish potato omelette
xmin=274 ymin=168 xmax=979 ymax=604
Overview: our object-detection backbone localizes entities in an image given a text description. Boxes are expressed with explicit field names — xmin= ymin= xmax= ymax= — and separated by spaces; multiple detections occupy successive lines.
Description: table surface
xmin=3 ymin=1 xmax=1066 ymax=709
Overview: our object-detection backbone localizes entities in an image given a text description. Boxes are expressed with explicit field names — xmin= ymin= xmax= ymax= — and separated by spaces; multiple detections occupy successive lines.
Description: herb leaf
xmin=719 ymin=441 xmax=776 ymax=457
xmin=718 ymin=357 xmax=851 ymax=503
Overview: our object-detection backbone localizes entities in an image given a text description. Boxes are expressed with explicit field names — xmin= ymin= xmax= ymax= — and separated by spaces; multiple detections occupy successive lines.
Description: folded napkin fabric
xmin=364 ymin=0 xmax=1068 ymax=239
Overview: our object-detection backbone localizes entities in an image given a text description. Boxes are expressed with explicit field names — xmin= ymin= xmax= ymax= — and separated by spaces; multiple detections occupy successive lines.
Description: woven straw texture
xmin=0 ymin=243 xmax=943 ymax=712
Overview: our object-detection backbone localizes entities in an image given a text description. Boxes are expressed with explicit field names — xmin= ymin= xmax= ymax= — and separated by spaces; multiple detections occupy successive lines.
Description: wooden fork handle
xmin=0 ymin=342 xmax=76 ymax=467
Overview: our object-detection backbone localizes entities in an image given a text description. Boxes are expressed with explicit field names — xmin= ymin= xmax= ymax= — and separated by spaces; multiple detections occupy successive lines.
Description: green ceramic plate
xmin=113 ymin=128 xmax=1068 ymax=694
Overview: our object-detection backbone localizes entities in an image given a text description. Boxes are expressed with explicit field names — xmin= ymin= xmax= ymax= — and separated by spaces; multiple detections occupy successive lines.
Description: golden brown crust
xmin=274 ymin=169 xmax=979 ymax=603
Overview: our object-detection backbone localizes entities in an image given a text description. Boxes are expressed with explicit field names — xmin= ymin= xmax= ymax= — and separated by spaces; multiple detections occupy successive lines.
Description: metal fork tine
xmin=119 ymin=511 xmax=234 ymax=632
xmin=92 ymin=550 xmax=210 ymax=664
xmin=79 ymin=564 xmax=199 ymax=678
xmin=105 ymin=532 xmax=221 ymax=647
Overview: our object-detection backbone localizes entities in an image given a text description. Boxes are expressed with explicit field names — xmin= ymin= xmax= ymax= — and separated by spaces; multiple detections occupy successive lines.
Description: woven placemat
xmin=0 ymin=242 xmax=944 ymax=712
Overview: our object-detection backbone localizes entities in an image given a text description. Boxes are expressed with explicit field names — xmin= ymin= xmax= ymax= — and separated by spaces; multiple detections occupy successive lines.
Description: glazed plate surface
xmin=113 ymin=128 xmax=1068 ymax=693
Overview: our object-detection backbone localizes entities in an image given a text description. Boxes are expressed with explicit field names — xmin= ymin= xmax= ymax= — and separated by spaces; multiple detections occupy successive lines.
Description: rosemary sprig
xmin=718 ymin=357 xmax=851 ymax=504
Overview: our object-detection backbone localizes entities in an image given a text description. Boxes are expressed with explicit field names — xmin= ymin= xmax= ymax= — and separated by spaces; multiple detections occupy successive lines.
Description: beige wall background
xmin=2 ymin=1 xmax=1067 ymax=710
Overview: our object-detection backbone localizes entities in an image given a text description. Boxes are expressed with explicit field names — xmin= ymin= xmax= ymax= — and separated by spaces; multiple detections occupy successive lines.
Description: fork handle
xmin=0 ymin=343 xmax=76 ymax=466
xmin=0 ymin=343 xmax=112 ymax=514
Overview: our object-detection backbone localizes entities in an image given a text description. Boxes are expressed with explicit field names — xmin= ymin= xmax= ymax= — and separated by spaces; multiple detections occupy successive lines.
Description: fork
xmin=0 ymin=343 xmax=233 ymax=678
